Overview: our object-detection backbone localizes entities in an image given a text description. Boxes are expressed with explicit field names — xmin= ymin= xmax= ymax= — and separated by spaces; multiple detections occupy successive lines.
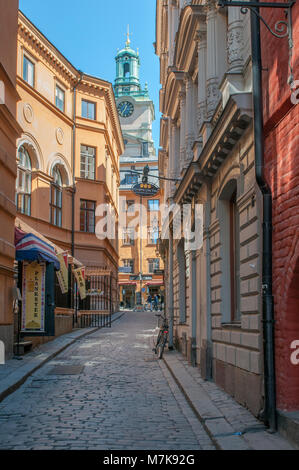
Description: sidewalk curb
xmin=162 ymin=351 xmax=251 ymax=450
xmin=0 ymin=311 xmax=125 ymax=404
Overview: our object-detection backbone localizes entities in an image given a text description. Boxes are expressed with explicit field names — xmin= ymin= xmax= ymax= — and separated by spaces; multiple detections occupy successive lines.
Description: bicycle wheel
xmin=153 ymin=330 xmax=162 ymax=354
xmin=157 ymin=334 xmax=167 ymax=359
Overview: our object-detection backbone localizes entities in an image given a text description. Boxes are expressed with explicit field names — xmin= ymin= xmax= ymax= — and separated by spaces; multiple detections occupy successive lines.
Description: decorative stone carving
xmin=23 ymin=103 xmax=34 ymax=123
xmin=197 ymin=102 xmax=206 ymax=134
xmin=206 ymin=80 xmax=220 ymax=118
xmin=185 ymin=137 xmax=194 ymax=166
xmin=227 ymin=26 xmax=244 ymax=71
xmin=55 ymin=127 xmax=64 ymax=145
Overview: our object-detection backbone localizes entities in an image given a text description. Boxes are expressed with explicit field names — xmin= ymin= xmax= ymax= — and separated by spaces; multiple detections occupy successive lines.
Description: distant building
xmin=115 ymin=32 xmax=164 ymax=308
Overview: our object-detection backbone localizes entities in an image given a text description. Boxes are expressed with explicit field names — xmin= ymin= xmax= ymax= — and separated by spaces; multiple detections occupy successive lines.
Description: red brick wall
xmin=261 ymin=2 xmax=299 ymax=411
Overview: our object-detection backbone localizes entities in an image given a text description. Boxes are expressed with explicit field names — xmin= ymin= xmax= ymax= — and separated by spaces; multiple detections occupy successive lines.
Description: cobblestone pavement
xmin=0 ymin=312 xmax=215 ymax=450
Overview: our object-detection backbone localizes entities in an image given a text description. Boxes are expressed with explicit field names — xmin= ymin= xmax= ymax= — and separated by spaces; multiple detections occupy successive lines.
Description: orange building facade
xmin=0 ymin=0 xmax=22 ymax=359
xmin=14 ymin=11 xmax=123 ymax=346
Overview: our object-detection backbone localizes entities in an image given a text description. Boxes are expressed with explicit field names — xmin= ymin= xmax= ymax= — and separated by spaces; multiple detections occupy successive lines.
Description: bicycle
xmin=153 ymin=313 xmax=169 ymax=359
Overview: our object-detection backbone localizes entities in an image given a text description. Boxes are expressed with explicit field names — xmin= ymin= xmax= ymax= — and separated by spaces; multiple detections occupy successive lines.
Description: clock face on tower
xmin=117 ymin=101 xmax=134 ymax=118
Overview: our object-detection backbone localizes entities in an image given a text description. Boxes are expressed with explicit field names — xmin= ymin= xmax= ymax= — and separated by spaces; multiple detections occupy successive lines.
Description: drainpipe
xmin=168 ymin=225 xmax=174 ymax=349
xmin=251 ymin=4 xmax=276 ymax=431
xmin=191 ymin=250 xmax=197 ymax=367
xmin=205 ymin=182 xmax=212 ymax=379
xmin=71 ymin=70 xmax=83 ymax=257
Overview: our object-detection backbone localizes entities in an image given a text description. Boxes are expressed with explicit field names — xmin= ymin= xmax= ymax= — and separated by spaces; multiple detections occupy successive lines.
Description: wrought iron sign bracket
xmin=218 ymin=1 xmax=296 ymax=84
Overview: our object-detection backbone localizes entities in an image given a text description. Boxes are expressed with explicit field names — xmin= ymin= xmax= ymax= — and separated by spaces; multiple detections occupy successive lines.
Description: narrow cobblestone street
xmin=0 ymin=312 xmax=215 ymax=450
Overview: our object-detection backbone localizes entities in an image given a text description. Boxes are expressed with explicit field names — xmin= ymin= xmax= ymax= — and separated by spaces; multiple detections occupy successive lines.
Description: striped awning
xmin=15 ymin=233 xmax=60 ymax=270
xmin=118 ymin=282 xmax=137 ymax=286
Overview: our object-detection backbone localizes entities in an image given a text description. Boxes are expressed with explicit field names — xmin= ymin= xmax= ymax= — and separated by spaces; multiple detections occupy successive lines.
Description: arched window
xmin=124 ymin=62 xmax=130 ymax=77
xmin=16 ymin=146 xmax=32 ymax=215
xmin=218 ymin=179 xmax=240 ymax=323
xmin=50 ymin=165 xmax=62 ymax=227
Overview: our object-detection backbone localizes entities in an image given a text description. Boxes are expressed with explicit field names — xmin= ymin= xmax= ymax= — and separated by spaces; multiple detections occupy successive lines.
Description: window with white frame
xmin=16 ymin=146 xmax=32 ymax=215
xmin=82 ymin=100 xmax=96 ymax=120
xmin=147 ymin=225 xmax=159 ymax=245
xmin=148 ymin=199 xmax=159 ymax=211
xmin=55 ymin=85 xmax=65 ymax=112
xmin=148 ymin=258 xmax=160 ymax=274
xmin=122 ymin=227 xmax=135 ymax=245
xmin=23 ymin=55 xmax=34 ymax=87
xmin=80 ymin=145 xmax=95 ymax=180
xmin=50 ymin=166 xmax=62 ymax=227
xmin=123 ymin=259 xmax=134 ymax=273
xmin=80 ymin=200 xmax=95 ymax=233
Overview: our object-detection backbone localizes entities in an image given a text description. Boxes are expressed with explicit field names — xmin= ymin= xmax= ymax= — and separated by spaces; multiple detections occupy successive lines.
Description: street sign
xmin=132 ymin=182 xmax=159 ymax=197
xmin=129 ymin=274 xmax=153 ymax=281
xmin=119 ymin=267 xmax=132 ymax=273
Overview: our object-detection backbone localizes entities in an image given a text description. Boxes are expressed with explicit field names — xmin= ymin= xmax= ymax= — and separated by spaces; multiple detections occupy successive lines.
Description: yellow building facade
xmin=0 ymin=0 xmax=22 ymax=358
xmin=14 ymin=11 xmax=123 ymax=345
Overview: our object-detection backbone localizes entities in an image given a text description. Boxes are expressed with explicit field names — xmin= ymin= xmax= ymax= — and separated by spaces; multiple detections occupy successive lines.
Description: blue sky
xmin=19 ymin=0 xmax=161 ymax=149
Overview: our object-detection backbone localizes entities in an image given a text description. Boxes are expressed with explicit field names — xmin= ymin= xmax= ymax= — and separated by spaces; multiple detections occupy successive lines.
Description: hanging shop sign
xmin=56 ymin=251 xmax=68 ymax=294
xmin=73 ymin=267 xmax=86 ymax=300
xmin=21 ymin=261 xmax=46 ymax=333
xmin=132 ymin=182 xmax=159 ymax=197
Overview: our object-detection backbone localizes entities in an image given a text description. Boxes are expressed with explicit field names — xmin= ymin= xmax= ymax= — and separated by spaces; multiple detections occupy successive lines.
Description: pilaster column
xmin=179 ymin=90 xmax=186 ymax=174
xmin=227 ymin=7 xmax=244 ymax=72
xmin=206 ymin=0 xmax=221 ymax=119
xmin=184 ymin=73 xmax=195 ymax=168
xmin=196 ymin=28 xmax=207 ymax=136
xmin=170 ymin=118 xmax=177 ymax=196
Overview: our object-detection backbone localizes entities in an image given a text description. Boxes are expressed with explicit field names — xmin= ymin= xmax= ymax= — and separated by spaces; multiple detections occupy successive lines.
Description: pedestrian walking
xmin=154 ymin=294 xmax=159 ymax=311
xmin=160 ymin=293 xmax=164 ymax=311
xmin=146 ymin=294 xmax=152 ymax=312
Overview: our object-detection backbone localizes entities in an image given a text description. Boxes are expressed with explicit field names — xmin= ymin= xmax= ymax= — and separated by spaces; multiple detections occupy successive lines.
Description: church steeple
xmin=114 ymin=28 xmax=149 ymax=99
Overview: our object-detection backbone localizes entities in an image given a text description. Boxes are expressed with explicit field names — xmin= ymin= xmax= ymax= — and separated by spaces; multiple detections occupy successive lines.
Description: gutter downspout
xmin=71 ymin=70 xmax=83 ymax=258
xmin=251 ymin=4 xmax=276 ymax=431
xmin=168 ymin=225 xmax=174 ymax=349
xmin=205 ymin=182 xmax=212 ymax=380
xmin=191 ymin=249 xmax=197 ymax=367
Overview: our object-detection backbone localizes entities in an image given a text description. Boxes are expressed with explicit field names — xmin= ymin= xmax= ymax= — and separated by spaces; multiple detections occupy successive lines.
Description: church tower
xmin=114 ymin=27 xmax=156 ymax=160
xmin=115 ymin=29 xmax=163 ymax=309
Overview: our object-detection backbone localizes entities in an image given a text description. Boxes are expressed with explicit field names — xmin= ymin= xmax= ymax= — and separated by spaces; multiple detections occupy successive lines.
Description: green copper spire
xmin=114 ymin=28 xmax=149 ymax=99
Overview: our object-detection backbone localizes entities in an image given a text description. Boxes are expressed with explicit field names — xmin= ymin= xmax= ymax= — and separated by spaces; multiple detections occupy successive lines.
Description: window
xmin=217 ymin=179 xmax=240 ymax=323
xmin=125 ymin=174 xmax=138 ymax=185
xmin=122 ymin=227 xmax=135 ymax=245
xmin=148 ymin=258 xmax=160 ymax=274
xmin=55 ymin=85 xmax=65 ymax=112
xmin=148 ymin=226 xmax=159 ymax=245
xmin=80 ymin=145 xmax=95 ymax=179
xmin=80 ymin=200 xmax=95 ymax=233
xmin=50 ymin=166 xmax=62 ymax=227
xmin=142 ymin=142 xmax=149 ymax=157
xmin=123 ymin=259 xmax=134 ymax=273
xmin=230 ymin=190 xmax=240 ymax=322
xmin=124 ymin=63 xmax=130 ymax=77
xmin=16 ymin=146 xmax=32 ymax=215
xmin=126 ymin=200 xmax=135 ymax=212
xmin=82 ymin=100 xmax=96 ymax=120
xmin=23 ymin=55 xmax=34 ymax=87
xmin=148 ymin=199 xmax=159 ymax=211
